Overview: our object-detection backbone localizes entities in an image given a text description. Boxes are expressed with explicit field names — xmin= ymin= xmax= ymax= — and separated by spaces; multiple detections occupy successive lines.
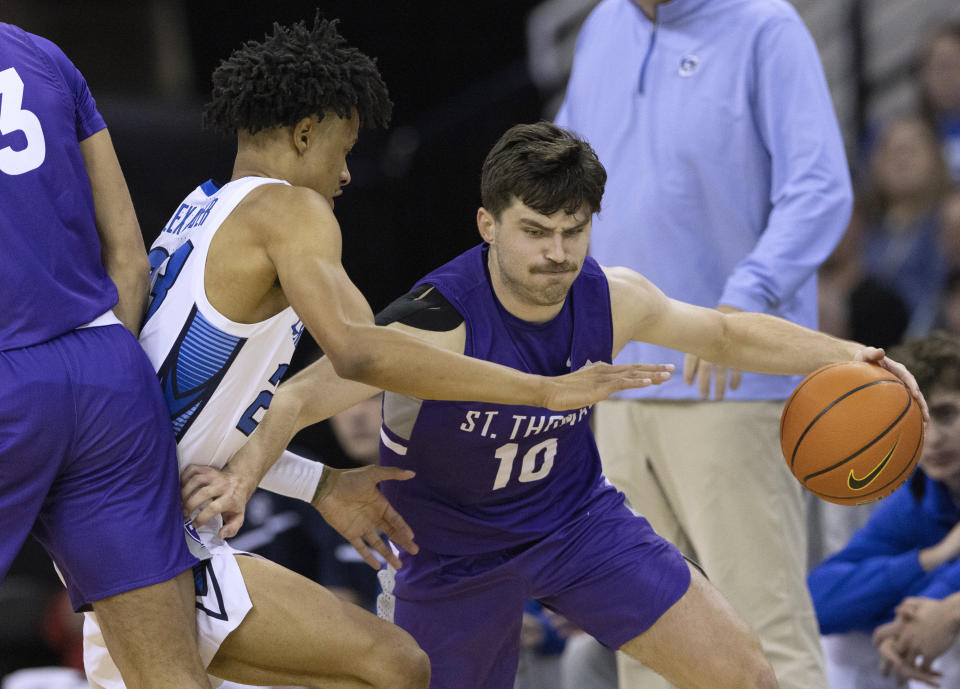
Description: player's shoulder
xmin=601 ymin=265 xmax=667 ymax=315
xmin=239 ymin=182 xmax=337 ymax=237
xmin=600 ymin=264 xmax=653 ymax=292
xmin=242 ymin=181 xmax=331 ymax=216
xmin=2 ymin=24 xmax=74 ymax=86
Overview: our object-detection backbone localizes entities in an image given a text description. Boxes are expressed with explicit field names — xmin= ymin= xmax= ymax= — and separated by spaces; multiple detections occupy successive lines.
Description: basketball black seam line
xmin=789 ymin=378 xmax=901 ymax=470
xmin=789 ymin=379 xmax=902 ymax=471
xmin=801 ymin=389 xmax=910 ymax=481
xmin=807 ymin=423 xmax=922 ymax=501
xmin=780 ymin=362 xmax=849 ymax=438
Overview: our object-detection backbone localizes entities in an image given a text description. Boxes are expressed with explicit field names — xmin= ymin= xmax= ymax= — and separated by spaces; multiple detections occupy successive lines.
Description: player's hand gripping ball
xmin=780 ymin=361 xmax=924 ymax=505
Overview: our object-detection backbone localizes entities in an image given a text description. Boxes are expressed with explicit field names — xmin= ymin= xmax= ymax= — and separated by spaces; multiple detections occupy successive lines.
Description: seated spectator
xmin=874 ymin=592 xmax=960 ymax=686
xmin=916 ymin=22 xmax=960 ymax=182
xmin=328 ymin=394 xmax=382 ymax=468
xmin=514 ymin=602 xmax=618 ymax=689
xmin=857 ymin=114 xmax=953 ymax=334
xmin=514 ymin=600 xmax=565 ymax=689
xmin=0 ymin=590 xmax=85 ymax=689
xmin=808 ymin=331 xmax=960 ymax=687
xmin=938 ymin=269 xmax=960 ymax=337
xmin=940 ymin=186 xmax=960 ymax=268
xmin=935 ymin=191 xmax=960 ymax=335
xmin=818 ymin=211 xmax=867 ymax=342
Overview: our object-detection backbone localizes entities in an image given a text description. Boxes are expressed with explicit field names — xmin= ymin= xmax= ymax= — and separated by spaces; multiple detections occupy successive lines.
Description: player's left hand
xmin=683 ymin=305 xmax=743 ymax=400
xmin=181 ymin=464 xmax=257 ymax=539
xmin=312 ymin=465 xmax=418 ymax=571
xmin=854 ymin=348 xmax=930 ymax=422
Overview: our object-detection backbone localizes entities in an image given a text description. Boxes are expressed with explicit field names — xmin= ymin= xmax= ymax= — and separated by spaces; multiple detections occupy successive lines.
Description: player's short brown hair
xmin=481 ymin=122 xmax=606 ymax=220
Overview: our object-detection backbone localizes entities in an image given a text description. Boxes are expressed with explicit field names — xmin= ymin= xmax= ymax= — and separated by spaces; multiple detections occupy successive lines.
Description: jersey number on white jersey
xmin=0 ymin=67 xmax=46 ymax=175
xmin=147 ymin=242 xmax=194 ymax=324
xmin=236 ymin=364 xmax=288 ymax=436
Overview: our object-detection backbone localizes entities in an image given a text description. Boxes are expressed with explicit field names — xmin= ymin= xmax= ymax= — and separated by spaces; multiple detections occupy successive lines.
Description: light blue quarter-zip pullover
xmin=556 ymin=0 xmax=853 ymax=400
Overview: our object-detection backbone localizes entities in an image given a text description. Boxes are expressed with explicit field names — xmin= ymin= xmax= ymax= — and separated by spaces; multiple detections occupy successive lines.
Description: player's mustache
xmin=532 ymin=262 xmax=577 ymax=274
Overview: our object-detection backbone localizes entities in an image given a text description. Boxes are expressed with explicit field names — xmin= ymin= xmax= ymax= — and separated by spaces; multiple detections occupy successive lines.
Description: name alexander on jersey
xmin=163 ymin=197 xmax=219 ymax=236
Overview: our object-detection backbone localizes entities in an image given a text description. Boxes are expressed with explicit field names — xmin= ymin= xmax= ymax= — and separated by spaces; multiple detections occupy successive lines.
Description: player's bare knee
xmin=738 ymin=647 xmax=778 ymax=689
xmin=749 ymin=662 xmax=779 ymax=689
xmin=392 ymin=642 xmax=430 ymax=689
xmin=366 ymin=628 xmax=430 ymax=689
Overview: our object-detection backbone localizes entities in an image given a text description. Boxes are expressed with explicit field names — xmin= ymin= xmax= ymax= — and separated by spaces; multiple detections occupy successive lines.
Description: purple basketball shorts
xmin=384 ymin=491 xmax=690 ymax=689
xmin=0 ymin=324 xmax=197 ymax=610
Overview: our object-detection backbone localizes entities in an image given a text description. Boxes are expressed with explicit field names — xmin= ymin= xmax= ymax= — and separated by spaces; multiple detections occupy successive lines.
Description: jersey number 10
xmin=490 ymin=438 xmax=557 ymax=490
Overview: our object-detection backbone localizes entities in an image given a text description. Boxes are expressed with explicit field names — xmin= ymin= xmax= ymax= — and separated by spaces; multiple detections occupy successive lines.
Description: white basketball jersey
xmin=140 ymin=176 xmax=304 ymax=473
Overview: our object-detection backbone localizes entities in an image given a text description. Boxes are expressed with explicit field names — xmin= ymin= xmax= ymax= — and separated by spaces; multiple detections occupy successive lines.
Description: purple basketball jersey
xmin=380 ymin=244 xmax=623 ymax=555
xmin=0 ymin=23 xmax=115 ymax=350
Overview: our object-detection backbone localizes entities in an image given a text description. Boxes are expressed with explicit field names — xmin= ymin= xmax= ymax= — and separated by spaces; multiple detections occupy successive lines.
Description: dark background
xmin=4 ymin=0 xmax=546 ymax=310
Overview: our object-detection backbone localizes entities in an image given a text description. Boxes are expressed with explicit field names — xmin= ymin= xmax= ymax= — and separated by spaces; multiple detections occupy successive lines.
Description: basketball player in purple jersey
xmin=184 ymin=123 xmax=926 ymax=689
xmin=0 ymin=23 xmax=211 ymax=689
xmin=80 ymin=18 xmax=674 ymax=689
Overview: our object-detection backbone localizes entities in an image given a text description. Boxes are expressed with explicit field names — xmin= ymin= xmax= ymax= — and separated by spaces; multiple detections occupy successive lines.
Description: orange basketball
xmin=780 ymin=361 xmax=924 ymax=505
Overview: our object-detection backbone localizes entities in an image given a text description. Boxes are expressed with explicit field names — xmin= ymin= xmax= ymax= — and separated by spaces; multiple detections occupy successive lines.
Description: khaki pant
xmin=594 ymin=399 xmax=827 ymax=689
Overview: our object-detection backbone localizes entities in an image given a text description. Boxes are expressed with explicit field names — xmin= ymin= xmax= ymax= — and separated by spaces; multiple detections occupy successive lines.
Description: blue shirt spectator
xmin=810 ymin=474 xmax=960 ymax=635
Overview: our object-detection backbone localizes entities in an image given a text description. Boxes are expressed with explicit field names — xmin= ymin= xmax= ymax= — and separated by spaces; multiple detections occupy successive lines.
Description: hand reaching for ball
xmin=854 ymin=347 xmax=930 ymax=423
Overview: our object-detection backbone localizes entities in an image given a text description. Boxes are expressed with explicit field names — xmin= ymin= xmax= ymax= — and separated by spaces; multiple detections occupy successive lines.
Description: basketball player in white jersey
xmin=81 ymin=16 xmax=668 ymax=689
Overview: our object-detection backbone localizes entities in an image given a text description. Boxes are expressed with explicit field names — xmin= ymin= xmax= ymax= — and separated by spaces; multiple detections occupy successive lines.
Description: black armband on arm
xmin=375 ymin=284 xmax=464 ymax=331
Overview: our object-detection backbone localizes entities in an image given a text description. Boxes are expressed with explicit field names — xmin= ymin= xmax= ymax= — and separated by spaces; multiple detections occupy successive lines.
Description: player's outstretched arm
xmin=183 ymin=310 xmax=669 ymax=553
xmin=605 ymin=265 xmax=928 ymax=419
xmin=258 ymin=186 xmax=668 ymax=411
xmin=182 ymin=458 xmax=417 ymax=569
xmin=181 ymin=321 xmax=464 ymax=563
xmin=80 ymin=129 xmax=149 ymax=335
xmin=180 ymin=356 xmax=384 ymax=538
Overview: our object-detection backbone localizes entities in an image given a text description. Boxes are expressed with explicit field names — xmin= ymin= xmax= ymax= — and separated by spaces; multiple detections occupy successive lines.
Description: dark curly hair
xmin=892 ymin=331 xmax=960 ymax=500
xmin=481 ymin=122 xmax=606 ymax=220
xmin=204 ymin=15 xmax=392 ymax=135
xmin=890 ymin=330 xmax=960 ymax=397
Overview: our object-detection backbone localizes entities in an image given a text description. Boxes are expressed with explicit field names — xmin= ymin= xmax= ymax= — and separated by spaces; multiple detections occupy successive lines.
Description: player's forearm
xmin=328 ymin=324 xmax=549 ymax=406
xmin=102 ymin=249 xmax=149 ymax=335
xmin=81 ymin=130 xmax=150 ymax=334
xmin=230 ymin=363 xmax=376 ymax=490
xmin=708 ymin=312 xmax=861 ymax=375
xmin=287 ymin=357 xmax=382 ymax=427
xmin=259 ymin=451 xmax=325 ymax=502
xmin=231 ymin=389 xmax=306 ymax=487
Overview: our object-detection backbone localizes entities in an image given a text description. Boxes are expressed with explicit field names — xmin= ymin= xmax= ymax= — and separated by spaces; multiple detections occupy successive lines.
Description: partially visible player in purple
xmin=185 ymin=122 xmax=927 ymax=689
xmin=0 ymin=22 xmax=211 ymax=689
